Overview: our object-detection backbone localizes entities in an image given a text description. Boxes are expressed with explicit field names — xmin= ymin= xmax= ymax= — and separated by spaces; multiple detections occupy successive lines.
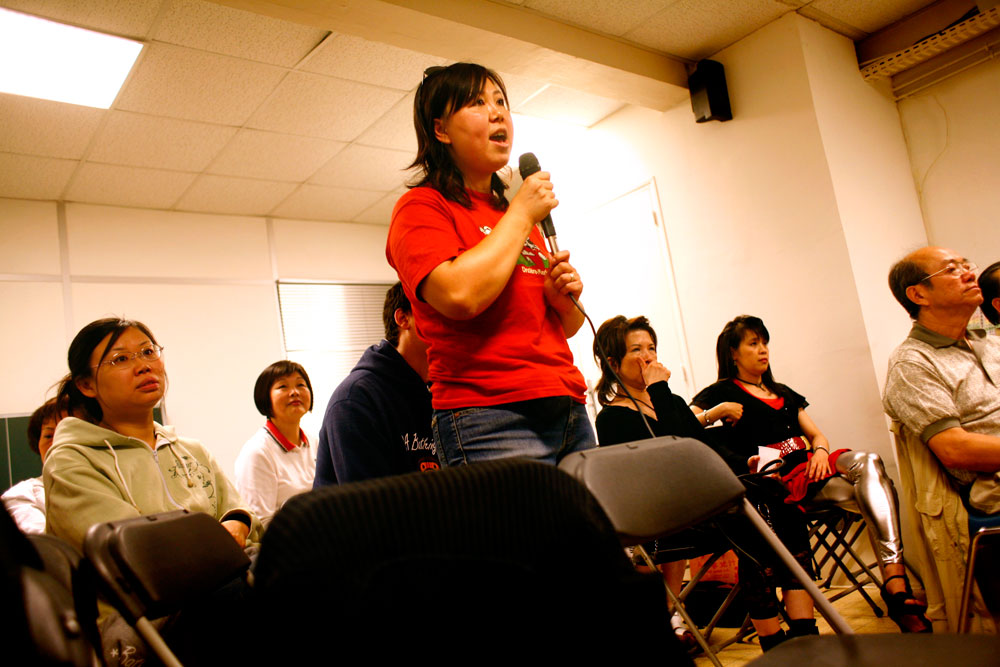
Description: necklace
xmin=614 ymin=392 xmax=653 ymax=412
xmin=736 ymin=377 xmax=768 ymax=392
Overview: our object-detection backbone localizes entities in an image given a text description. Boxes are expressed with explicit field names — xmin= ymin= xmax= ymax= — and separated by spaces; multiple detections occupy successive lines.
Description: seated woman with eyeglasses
xmin=692 ymin=314 xmax=931 ymax=634
xmin=44 ymin=317 xmax=258 ymax=552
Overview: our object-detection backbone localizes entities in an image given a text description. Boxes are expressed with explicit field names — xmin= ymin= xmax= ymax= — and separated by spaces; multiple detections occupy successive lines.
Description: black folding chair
xmin=83 ymin=510 xmax=251 ymax=667
xmin=254 ymin=458 xmax=692 ymax=661
xmin=3 ymin=503 xmax=101 ymax=667
xmin=638 ymin=532 xmax=755 ymax=656
xmin=806 ymin=507 xmax=884 ymax=615
xmin=559 ymin=436 xmax=853 ymax=665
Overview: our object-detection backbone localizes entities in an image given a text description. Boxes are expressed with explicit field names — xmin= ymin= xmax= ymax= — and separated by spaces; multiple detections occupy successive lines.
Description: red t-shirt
xmin=386 ymin=186 xmax=587 ymax=410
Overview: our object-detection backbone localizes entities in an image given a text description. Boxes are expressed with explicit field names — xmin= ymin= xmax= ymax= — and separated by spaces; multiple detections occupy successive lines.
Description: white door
xmin=559 ymin=181 xmax=693 ymax=422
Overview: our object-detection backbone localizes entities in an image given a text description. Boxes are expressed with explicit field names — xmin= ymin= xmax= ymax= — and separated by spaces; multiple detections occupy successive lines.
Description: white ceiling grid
xmin=0 ymin=0 xmax=938 ymax=223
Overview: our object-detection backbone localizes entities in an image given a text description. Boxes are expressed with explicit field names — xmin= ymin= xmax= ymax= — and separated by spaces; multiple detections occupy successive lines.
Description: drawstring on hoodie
xmin=105 ymin=440 xmax=141 ymax=510
xmin=166 ymin=440 xmax=197 ymax=488
xmin=105 ymin=433 xmax=196 ymax=513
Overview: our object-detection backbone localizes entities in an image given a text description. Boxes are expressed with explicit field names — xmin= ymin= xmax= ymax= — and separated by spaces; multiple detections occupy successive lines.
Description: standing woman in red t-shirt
xmin=386 ymin=62 xmax=595 ymax=465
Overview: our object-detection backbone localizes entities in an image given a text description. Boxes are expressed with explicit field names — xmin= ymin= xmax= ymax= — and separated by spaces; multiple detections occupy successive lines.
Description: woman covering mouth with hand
xmin=386 ymin=62 xmax=595 ymax=466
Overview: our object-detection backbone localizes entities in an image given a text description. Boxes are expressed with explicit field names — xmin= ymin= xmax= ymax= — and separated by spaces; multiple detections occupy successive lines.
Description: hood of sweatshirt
xmin=352 ymin=339 xmax=427 ymax=391
xmin=51 ymin=416 xmax=180 ymax=453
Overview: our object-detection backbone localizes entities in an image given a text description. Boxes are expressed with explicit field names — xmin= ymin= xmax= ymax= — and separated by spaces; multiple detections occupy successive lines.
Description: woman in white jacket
xmin=235 ymin=360 xmax=315 ymax=527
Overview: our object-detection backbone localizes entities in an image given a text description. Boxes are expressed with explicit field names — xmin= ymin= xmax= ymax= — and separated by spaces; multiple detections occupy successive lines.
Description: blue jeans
xmin=432 ymin=397 xmax=596 ymax=467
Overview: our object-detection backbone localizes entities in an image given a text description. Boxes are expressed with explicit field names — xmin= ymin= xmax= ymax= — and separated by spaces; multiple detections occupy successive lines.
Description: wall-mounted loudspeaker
xmin=688 ymin=59 xmax=732 ymax=123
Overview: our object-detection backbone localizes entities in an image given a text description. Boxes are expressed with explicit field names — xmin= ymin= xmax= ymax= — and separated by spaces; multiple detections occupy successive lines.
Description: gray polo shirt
xmin=884 ymin=322 xmax=1000 ymax=512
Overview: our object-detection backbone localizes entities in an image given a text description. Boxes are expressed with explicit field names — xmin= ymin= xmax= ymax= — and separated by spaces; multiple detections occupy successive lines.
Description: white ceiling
xmin=0 ymin=0 xmax=936 ymax=223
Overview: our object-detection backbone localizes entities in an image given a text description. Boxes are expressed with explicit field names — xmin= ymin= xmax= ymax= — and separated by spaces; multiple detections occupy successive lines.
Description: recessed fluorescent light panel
xmin=0 ymin=8 xmax=143 ymax=109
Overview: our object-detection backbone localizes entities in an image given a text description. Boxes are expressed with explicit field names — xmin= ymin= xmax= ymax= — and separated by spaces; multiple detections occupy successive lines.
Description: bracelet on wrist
xmin=814 ymin=446 xmax=829 ymax=453
xmin=704 ymin=408 xmax=713 ymax=424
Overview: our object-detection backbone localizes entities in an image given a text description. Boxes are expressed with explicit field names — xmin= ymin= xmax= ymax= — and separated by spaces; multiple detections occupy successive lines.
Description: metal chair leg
xmin=635 ymin=545 xmax=724 ymax=667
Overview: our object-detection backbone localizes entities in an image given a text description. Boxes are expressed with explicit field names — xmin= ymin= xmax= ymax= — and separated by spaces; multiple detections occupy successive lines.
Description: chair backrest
xmin=83 ymin=510 xmax=250 ymax=623
xmin=2 ymin=503 xmax=100 ymax=666
xmin=558 ymin=436 xmax=746 ymax=545
xmin=254 ymin=459 xmax=687 ymax=658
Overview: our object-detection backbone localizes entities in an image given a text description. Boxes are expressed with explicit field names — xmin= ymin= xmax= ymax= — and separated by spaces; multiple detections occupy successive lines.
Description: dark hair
xmin=27 ymin=397 xmax=67 ymax=456
xmin=56 ymin=318 xmax=160 ymax=424
xmin=383 ymin=282 xmax=412 ymax=346
xmin=409 ymin=62 xmax=510 ymax=210
xmin=715 ymin=315 xmax=778 ymax=393
xmin=253 ymin=360 xmax=313 ymax=418
xmin=978 ymin=261 xmax=1000 ymax=325
xmin=593 ymin=315 xmax=657 ymax=406
xmin=888 ymin=256 xmax=929 ymax=319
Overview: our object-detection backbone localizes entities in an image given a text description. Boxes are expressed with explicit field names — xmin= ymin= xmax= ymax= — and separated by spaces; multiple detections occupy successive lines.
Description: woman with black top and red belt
xmin=691 ymin=314 xmax=930 ymax=634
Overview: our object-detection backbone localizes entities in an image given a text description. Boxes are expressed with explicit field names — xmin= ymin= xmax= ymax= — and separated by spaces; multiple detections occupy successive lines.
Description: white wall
xmin=897 ymin=57 xmax=1000 ymax=267
xmin=564 ymin=13 xmax=922 ymax=470
xmin=797 ymin=18 xmax=928 ymax=390
xmin=0 ymin=198 xmax=394 ymax=476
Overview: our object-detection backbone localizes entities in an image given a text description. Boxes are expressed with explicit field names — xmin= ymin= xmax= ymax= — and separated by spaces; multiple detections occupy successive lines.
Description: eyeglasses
xmin=920 ymin=260 xmax=977 ymax=283
xmin=93 ymin=345 xmax=163 ymax=370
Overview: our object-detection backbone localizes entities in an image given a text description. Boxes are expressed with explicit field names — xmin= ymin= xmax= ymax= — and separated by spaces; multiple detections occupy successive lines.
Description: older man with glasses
xmin=883 ymin=246 xmax=1000 ymax=630
xmin=885 ymin=246 xmax=1000 ymax=514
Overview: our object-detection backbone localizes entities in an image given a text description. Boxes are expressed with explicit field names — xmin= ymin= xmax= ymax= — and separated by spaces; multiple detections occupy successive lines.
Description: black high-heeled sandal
xmin=881 ymin=574 xmax=932 ymax=633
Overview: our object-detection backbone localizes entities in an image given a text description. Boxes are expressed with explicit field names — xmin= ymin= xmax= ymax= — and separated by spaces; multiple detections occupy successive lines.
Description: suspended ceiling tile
xmin=247 ymin=71 xmax=404 ymax=142
xmin=625 ymin=0 xmax=789 ymax=61
xmin=0 ymin=95 xmax=104 ymax=159
xmin=152 ymin=0 xmax=329 ymax=67
xmin=301 ymin=33 xmax=447 ymax=91
xmin=309 ymin=144 xmax=411 ymax=192
xmin=522 ymin=0 xmax=678 ymax=37
xmin=515 ymin=84 xmax=625 ymax=127
xmin=0 ymin=153 xmax=77 ymax=200
xmin=354 ymin=93 xmax=417 ymax=153
xmin=352 ymin=190 xmax=403 ymax=226
xmin=87 ymin=111 xmax=237 ymax=171
xmin=1 ymin=0 xmax=163 ymax=38
xmin=207 ymin=129 xmax=346 ymax=182
xmin=497 ymin=71 xmax=550 ymax=110
xmin=65 ymin=163 xmax=195 ymax=209
xmin=809 ymin=0 xmax=934 ymax=34
xmin=271 ymin=184 xmax=385 ymax=222
xmin=175 ymin=174 xmax=297 ymax=216
xmin=116 ymin=43 xmax=287 ymax=125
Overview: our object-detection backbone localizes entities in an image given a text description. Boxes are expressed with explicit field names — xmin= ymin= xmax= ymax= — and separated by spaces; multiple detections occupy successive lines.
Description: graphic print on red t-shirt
xmin=388 ymin=187 xmax=587 ymax=409
xmin=480 ymin=225 xmax=550 ymax=276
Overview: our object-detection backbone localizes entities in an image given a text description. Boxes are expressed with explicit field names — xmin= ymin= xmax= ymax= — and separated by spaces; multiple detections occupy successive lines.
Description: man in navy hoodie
xmin=315 ymin=283 xmax=435 ymax=485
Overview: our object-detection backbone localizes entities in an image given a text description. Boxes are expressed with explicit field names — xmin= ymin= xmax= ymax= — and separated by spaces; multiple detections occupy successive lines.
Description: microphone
xmin=518 ymin=152 xmax=559 ymax=254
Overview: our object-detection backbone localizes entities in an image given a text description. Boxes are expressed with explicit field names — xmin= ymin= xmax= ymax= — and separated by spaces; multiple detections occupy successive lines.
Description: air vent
xmin=861 ymin=5 xmax=1000 ymax=97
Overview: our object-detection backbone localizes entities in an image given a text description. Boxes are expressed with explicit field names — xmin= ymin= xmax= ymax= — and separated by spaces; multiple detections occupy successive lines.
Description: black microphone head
xmin=518 ymin=152 xmax=541 ymax=180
